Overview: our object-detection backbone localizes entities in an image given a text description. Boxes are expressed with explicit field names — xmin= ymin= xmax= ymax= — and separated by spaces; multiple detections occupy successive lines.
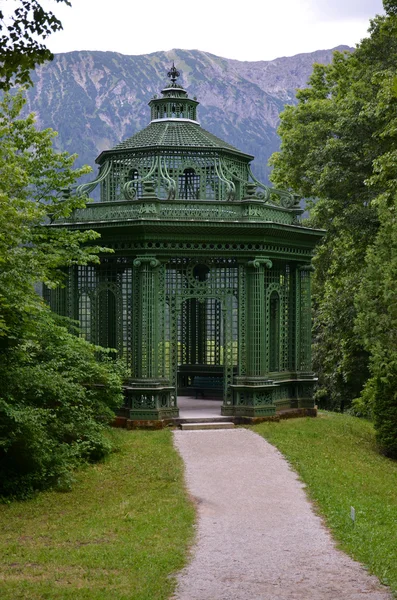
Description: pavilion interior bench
xmin=191 ymin=376 xmax=223 ymax=398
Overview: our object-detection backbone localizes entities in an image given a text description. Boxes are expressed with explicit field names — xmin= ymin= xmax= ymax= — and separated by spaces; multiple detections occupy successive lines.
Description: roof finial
xmin=167 ymin=62 xmax=180 ymax=85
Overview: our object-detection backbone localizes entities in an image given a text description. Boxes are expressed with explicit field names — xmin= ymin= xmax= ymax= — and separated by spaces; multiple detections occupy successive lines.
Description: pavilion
xmin=48 ymin=65 xmax=324 ymax=422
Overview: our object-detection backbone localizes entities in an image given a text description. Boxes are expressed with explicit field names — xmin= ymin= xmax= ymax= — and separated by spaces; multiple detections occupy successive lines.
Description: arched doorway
xmin=177 ymin=296 xmax=224 ymax=397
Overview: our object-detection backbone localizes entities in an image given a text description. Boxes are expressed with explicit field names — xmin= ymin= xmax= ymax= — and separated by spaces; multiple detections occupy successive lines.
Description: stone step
xmin=180 ymin=422 xmax=235 ymax=430
xmin=176 ymin=417 xmax=233 ymax=424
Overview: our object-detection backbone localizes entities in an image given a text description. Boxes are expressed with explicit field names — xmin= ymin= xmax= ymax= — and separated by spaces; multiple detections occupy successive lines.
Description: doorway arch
xmin=177 ymin=296 xmax=224 ymax=396
xmin=172 ymin=293 xmax=237 ymax=408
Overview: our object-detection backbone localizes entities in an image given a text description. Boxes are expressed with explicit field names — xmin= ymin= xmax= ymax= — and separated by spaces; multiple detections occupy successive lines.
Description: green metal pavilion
xmin=48 ymin=65 xmax=324 ymax=422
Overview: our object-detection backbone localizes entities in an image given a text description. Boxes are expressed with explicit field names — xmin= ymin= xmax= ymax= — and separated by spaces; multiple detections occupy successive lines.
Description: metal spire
xmin=167 ymin=62 xmax=180 ymax=85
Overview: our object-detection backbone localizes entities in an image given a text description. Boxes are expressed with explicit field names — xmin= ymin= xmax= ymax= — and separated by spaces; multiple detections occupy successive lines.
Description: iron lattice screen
xmin=101 ymin=152 xmax=249 ymax=202
xmin=165 ymin=258 xmax=238 ymax=395
xmin=75 ymin=259 xmax=133 ymax=368
xmin=264 ymin=263 xmax=294 ymax=373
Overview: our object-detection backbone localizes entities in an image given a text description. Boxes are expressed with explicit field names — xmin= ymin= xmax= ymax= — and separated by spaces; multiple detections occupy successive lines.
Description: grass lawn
xmin=253 ymin=412 xmax=397 ymax=597
xmin=0 ymin=429 xmax=195 ymax=600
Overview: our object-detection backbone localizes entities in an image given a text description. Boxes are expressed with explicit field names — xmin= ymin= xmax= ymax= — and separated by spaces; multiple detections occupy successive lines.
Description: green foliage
xmin=355 ymin=194 xmax=397 ymax=456
xmin=0 ymin=0 xmax=71 ymax=91
xmin=384 ymin=0 xmax=397 ymax=17
xmin=0 ymin=90 xmax=106 ymax=341
xmin=0 ymin=90 xmax=124 ymax=498
xmin=270 ymin=9 xmax=397 ymax=422
xmin=0 ymin=312 xmax=124 ymax=499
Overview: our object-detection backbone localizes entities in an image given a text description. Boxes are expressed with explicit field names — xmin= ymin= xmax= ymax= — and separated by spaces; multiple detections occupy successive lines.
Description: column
xmin=246 ymin=257 xmax=271 ymax=376
xmin=297 ymin=264 xmax=315 ymax=373
xmin=296 ymin=264 xmax=316 ymax=408
xmin=225 ymin=257 xmax=276 ymax=417
xmin=134 ymin=256 xmax=160 ymax=378
xmin=125 ymin=256 xmax=178 ymax=422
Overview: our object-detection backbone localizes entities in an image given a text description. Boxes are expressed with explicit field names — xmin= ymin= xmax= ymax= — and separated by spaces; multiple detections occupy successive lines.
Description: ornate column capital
xmin=247 ymin=256 xmax=273 ymax=269
xmin=133 ymin=256 xmax=161 ymax=268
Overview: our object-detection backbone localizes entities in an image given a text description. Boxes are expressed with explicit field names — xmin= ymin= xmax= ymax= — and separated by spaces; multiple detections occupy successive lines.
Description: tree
xmin=269 ymin=3 xmax=397 ymax=419
xmin=353 ymin=62 xmax=397 ymax=456
xmin=355 ymin=193 xmax=397 ymax=457
xmin=0 ymin=90 xmax=102 ymax=341
xmin=0 ymin=91 xmax=124 ymax=499
xmin=0 ymin=0 xmax=70 ymax=91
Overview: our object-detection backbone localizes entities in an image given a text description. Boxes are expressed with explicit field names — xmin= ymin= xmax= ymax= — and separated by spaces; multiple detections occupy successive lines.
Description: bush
xmin=0 ymin=311 xmax=125 ymax=499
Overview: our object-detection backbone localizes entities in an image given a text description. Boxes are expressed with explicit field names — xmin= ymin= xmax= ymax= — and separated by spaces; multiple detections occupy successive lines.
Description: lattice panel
xmin=121 ymin=266 xmax=133 ymax=369
xmin=224 ymin=293 xmax=238 ymax=404
xmin=177 ymin=298 xmax=224 ymax=366
xmin=79 ymin=293 xmax=92 ymax=341
xmin=299 ymin=268 xmax=312 ymax=371
xmin=264 ymin=263 xmax=292 ymax=373
xmin=98 ymin=149 xmax=252 ymax=203
xmin=282 ymin=265 xmax=291 ymax=371
xmin=72 ymin=260 xmax=133 ymax=367
xmin=178 ymin=168 xmax=200 ymax=200
xmin=248 ymin=265 xmax=265 ymax=376
xmin=163 ymin=301 xmax=171 ymax=380
xmin=238 ymin=265 xmax=247 ymax=376
xmin=157 ymin=264 xmax=167 ymax=378
xmin=97 ymin=289 xmax=118 ymax=349
xmin=45 ymin=283 xmax=68 ymax=317
xmin=269 ymin=291 xmax=280 ymax=371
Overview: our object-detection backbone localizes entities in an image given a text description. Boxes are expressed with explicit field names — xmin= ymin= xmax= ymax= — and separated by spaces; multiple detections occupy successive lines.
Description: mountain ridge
xmin=22 ymin=46 xmax=352 ymax=187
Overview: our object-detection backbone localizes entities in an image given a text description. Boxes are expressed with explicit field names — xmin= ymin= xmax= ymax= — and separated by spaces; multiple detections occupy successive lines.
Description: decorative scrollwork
xmin=123 ymin=158 xmax=158 ymax=199
xmin=215 ymin=159 xmax=235 ymax=201
xmin=75 ymin=161 xmax=112 ymax=197
xmin=138 ymin=203 xmax=157 ymax=215
xmin=158 ymin=156 xmax=176 ymax=199
xmin=273 ymin=189 xmax=300 ymax=208
xmin=247 ymin=165 xmax=272 ymax=203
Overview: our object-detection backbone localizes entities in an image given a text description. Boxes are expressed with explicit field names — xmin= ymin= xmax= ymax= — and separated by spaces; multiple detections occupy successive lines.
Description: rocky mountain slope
xmin=24 ymin=46 xmax=351 ymax=187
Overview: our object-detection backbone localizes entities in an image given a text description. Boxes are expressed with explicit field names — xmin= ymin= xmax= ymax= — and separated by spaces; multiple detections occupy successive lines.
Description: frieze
xmin=55 ymin=200 xmax=299 ymax=227
xmin=104 ymin=239 xmax=314 ymax=257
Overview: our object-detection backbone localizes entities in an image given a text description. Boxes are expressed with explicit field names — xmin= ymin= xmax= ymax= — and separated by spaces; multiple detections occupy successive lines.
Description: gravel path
xmin=173 ymin=429 xmax=392 ymax=600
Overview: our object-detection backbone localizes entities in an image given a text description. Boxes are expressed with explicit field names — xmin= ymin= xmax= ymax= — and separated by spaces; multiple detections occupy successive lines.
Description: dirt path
xmin=173 ymin=429 xmax=392 ymax=600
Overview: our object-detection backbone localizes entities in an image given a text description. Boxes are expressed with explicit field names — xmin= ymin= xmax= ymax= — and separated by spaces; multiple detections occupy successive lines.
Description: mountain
xmin=23 ymin=46 xmax=352 ymax=188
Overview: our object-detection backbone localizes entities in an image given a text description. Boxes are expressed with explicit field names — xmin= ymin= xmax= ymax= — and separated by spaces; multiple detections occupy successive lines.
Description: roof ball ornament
xmin=167 ymin=62 xmax=180 ymax=85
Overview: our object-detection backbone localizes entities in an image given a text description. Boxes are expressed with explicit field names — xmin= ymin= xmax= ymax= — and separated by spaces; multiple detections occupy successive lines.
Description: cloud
xmin=309 ymin=0 xmax=384 ymax=21
xmin=41 ymin=0 xmax=385 ymax=62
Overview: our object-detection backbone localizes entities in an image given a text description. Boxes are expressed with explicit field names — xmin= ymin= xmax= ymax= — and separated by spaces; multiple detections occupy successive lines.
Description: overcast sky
xmin=42 ymin=0 xmax=385 ymax=62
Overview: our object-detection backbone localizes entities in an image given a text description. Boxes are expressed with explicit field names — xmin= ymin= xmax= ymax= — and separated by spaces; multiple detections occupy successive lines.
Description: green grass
xmin=253 ymin=412 xmax=397 ymax=596
xmin=0 ymin=429 xmax=195 ymax=600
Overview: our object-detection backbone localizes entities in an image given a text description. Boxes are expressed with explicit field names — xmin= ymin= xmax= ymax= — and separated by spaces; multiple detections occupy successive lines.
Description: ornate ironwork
xmin=47 ymin=66 xmax=324 ymax=420
xmin=167 ymin=63 xmax=180 ymax=85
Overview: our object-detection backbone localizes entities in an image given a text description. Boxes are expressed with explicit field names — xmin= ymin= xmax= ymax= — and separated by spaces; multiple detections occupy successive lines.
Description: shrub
xmin=0 ymin=312 xmax=125 ymax=499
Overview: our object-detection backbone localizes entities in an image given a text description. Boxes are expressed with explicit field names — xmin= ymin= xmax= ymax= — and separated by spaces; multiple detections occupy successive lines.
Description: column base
xmin=221 ymin=404 xmax=276 ymax=417
xmin=225 ymin=374 xmax=317 ymax=416
xmin=123 ymin=379 xmax=179 ymax=421
xmin=296 ymin=377 xmax=317 ymax=408
xmin=226 ymin=377 xmax=277 ymax=417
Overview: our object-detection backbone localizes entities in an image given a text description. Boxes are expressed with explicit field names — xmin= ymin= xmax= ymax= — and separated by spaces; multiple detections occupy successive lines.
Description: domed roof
xmin=96 ymin=64 xmax=253 ymax=164
xmin=99 ymin=120 xmax=251 ymax=156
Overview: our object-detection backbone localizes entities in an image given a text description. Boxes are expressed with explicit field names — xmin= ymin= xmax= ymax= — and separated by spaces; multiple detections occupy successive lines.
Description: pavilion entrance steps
xmin=175 ymin=396 xmax=234 ymax=429
xmin=180 ymin=421 xmax=235 ymax=430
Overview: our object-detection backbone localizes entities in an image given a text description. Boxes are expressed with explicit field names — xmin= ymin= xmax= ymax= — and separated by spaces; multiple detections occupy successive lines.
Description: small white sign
xmin=350 ymin=506 xmax=356 ymax=523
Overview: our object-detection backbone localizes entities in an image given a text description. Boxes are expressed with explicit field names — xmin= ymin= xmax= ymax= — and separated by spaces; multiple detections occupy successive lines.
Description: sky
xmin=41 ymin=0 xmax=385 ymax=62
